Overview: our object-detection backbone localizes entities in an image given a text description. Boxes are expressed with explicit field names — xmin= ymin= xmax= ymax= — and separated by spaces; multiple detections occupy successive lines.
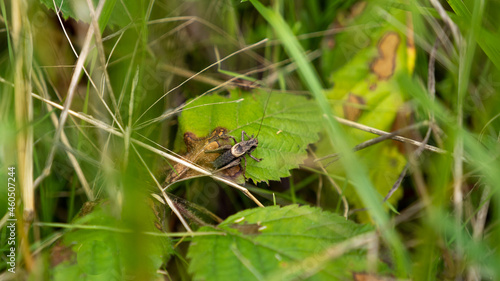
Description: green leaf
xmin=51 ymin=202 xmax=170 ymax=280
xmin=76 ymin=240 xmax=114 ymax=275
xmin=188 ymin=205 xmax=384 ymax=281
xmin=319 ymin=5 xmax=412 ymax=220
xmin=176 ymin=90 xmax=322 ymax=183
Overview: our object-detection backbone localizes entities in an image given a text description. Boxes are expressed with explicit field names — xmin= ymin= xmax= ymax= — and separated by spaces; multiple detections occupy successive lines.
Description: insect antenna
xmin=256 ymin=89 xmax=272 ymax=138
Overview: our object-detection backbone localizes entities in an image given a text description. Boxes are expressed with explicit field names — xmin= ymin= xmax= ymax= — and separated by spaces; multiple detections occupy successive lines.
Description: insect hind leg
xmin=205 ymin=144 xmax=232 ymax=153
xmin=215 ymin=158 xmax=241 ymax=172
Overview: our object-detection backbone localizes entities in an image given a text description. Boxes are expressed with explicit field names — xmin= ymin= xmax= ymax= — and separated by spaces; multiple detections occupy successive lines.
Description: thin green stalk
xmin=454 ymin=0 xmax=483 ymax=257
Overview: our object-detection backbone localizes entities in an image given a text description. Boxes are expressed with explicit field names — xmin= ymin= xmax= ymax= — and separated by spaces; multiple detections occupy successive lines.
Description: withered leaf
xmin=229 ymin=222 xmax=262 ymax=235
xmin=343 ymin=93 xmax=366 ymax=121
xmin=370 ymin=32 xmax=400 ymax=80
xmin=165 ymin=127 xmax=243 ymax=184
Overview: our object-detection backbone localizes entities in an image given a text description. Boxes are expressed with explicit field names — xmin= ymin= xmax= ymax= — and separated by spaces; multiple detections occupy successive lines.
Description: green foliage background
xmin=1 ymin=0 xmax=500 ymax=280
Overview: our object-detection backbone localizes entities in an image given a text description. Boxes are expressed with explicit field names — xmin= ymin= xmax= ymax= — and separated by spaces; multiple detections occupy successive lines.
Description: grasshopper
xmin=205 ymin=91 xmax=271 ymax=178
xmin=205 ymin=130 xmax=262 ymax=173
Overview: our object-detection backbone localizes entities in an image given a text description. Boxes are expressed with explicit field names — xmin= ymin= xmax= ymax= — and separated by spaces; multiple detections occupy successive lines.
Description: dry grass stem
xmin=134 ymin=38 xmax=268 ymax=125
xmin=132 ymin=144 xmax=193 ymax=232
xmin=309 ymin=149 xmax=348 ymax=218
xmin=335 ymin=117 xmax=445 ymax=153
xmin=33 ymin=25 xmax=95 ymax=189
xmin=32 ymin=92 xmax=264 ymax=207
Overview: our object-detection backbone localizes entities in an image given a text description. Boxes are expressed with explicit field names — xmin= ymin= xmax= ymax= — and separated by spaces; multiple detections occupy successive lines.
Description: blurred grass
xmin=0 ymin=0 xmax=500 ymax=280
xmin=249 ymin=0 xmax=410 ymax=275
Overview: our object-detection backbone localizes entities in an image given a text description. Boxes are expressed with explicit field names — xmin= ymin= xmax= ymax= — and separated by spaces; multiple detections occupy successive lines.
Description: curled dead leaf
xmin=165 ymin=127 xmax=243 ymax=184
xmin=230 ymin=222 xmax=262 ymax=235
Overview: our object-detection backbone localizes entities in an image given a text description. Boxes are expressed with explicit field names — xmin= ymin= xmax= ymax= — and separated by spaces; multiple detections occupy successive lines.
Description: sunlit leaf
xmin=176 ymin=90 xmax=322 ymax=183
xmin=320 ymin=4 xmax=415 ymax=217
xmin=50 ymin=202 xmax=170 ymax=280
xmin=188 ymin=205 xmax=386 ymax=281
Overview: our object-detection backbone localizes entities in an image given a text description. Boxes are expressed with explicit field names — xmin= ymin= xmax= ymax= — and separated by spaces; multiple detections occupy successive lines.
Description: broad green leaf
xmin=51 ymin=202 xmax=170 ymax=280
xmin=176 ymin=90 xmax=322 ymax=183
xmin=319 ymin=4 xmax=413 ymax=218
xmin=188 ymin=205 xmax=386 ymax=281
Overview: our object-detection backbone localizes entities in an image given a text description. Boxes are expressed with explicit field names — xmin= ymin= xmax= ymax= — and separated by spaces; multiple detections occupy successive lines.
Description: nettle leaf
xmin=188 ymin=205 xmax=385 ymax=281
xmin=50 ymin=202 xmax=170 ymax=280
xmin=176 ymin=89 xmax=322 ymax=183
